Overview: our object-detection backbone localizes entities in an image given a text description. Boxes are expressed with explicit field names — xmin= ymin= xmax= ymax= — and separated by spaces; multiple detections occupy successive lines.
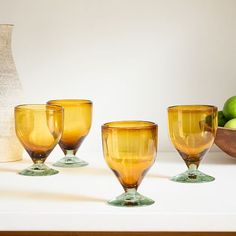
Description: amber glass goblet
xmin=168 ymin=105 xmax=218 ymax=183
xmin=47 ymin=99 xmax=92 ymax=167
xmin=102 ymin=121 xmax=158 ymax=207
xmin=15 ymin=104 xmax=63 ymax=176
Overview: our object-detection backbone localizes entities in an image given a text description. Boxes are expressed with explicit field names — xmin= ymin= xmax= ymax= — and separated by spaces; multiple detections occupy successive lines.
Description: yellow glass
xmin=15 ymin=104 xmax=63 ymax=176
xmin=102 ymin=121 xmax=158 ymax=207
xmin=47 ymin=99 xmax=92 ymax=167
xmin=168 ymin=105 xmax=218 ymax=183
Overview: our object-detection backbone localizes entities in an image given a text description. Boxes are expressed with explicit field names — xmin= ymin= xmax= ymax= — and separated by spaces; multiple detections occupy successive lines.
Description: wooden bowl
xmin=215 ymin=127 xmax=236 ymax=158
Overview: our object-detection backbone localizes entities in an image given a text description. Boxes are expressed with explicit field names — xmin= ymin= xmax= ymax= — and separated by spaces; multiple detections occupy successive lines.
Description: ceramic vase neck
xmin=0 ymin=24 xmax=13 ymax=50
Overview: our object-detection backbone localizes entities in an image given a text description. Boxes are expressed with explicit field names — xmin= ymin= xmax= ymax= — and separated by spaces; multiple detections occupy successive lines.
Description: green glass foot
xmin=53 ymin=156 xmax=88 ymax=168
xmin=171 ymin=169 xmax=215 ymax=183
xmin=19 ymin=163 xmax=59 ymax=176
xmin=108 ymin=189 xmax=155 ymax=207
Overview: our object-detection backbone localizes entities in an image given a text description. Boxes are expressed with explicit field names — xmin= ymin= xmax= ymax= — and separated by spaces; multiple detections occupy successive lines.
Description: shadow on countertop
xmin=0 ymin=188 xmax=106 ymax=203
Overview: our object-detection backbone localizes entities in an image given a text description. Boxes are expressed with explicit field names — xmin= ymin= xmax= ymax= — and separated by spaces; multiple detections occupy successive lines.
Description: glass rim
xmin=168 ymin=104 xmax=217 ymax=110
xmin=47 ymin=99 xmax=92 ymax=105
xmin=15 ymin=104 xmax=63 ymax=112
xmin=102 ymin=120 xmax=158 ymax=130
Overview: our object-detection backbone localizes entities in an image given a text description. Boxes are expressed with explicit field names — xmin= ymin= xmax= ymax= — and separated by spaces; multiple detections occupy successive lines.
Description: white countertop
xmin=0 ymin=149 xmax=236 ymax=232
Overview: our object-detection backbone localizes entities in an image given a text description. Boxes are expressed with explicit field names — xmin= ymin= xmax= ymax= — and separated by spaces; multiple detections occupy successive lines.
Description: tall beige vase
xmin=0 ymin=24 xmax=23 ymax=162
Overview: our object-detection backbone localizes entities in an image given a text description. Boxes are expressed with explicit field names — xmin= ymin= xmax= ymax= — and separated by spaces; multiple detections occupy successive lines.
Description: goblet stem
xmin=53 ymin=150 xmax=88 ymax=168
xmin=65 ymin=150 xmax=76 ymax=162
xmin=108 ymin=187 xmax=155 ymax=207
xmin=187 ymin=163 xmax=198 ymax=179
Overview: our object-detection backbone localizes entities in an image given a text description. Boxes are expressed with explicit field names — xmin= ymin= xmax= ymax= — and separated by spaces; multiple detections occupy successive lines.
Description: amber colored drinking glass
xmin=168 ymin=105 xmax=218 ymax=183
xmin=47 ymin=99 xmax=92 ymax=167
xmin=15 ymin=104 xmax=63 ymax=176
xmin=102 ymin=121 xmax=158 ymax=207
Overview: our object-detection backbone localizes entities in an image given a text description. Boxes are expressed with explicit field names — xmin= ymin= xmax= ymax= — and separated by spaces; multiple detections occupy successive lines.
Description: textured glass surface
xmin=168 ymin=105 xmax=217 ymax=183
xmin=102 ymin=121 xmax=157 ymax=207
xmin=15 ymin=104 xmax=63 ymax=176
xmin=47 ymin=99 xmax=92 ymax=167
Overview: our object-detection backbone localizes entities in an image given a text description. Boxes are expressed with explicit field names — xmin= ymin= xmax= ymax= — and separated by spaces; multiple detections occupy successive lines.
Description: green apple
xmin=224 ymin=118 xmax=236 ymax=129
xmin=223 ymin=96 xmax=236 ymax=119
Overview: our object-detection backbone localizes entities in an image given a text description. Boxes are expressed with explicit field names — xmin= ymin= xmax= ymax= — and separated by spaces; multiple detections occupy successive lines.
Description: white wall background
xmin=0 ymin=0 xmax=236 ymax=153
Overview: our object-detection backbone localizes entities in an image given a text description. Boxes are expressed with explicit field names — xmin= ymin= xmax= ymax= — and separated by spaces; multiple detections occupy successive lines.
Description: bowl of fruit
xmin=214 ymin=96 xmax=236 ymax=158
